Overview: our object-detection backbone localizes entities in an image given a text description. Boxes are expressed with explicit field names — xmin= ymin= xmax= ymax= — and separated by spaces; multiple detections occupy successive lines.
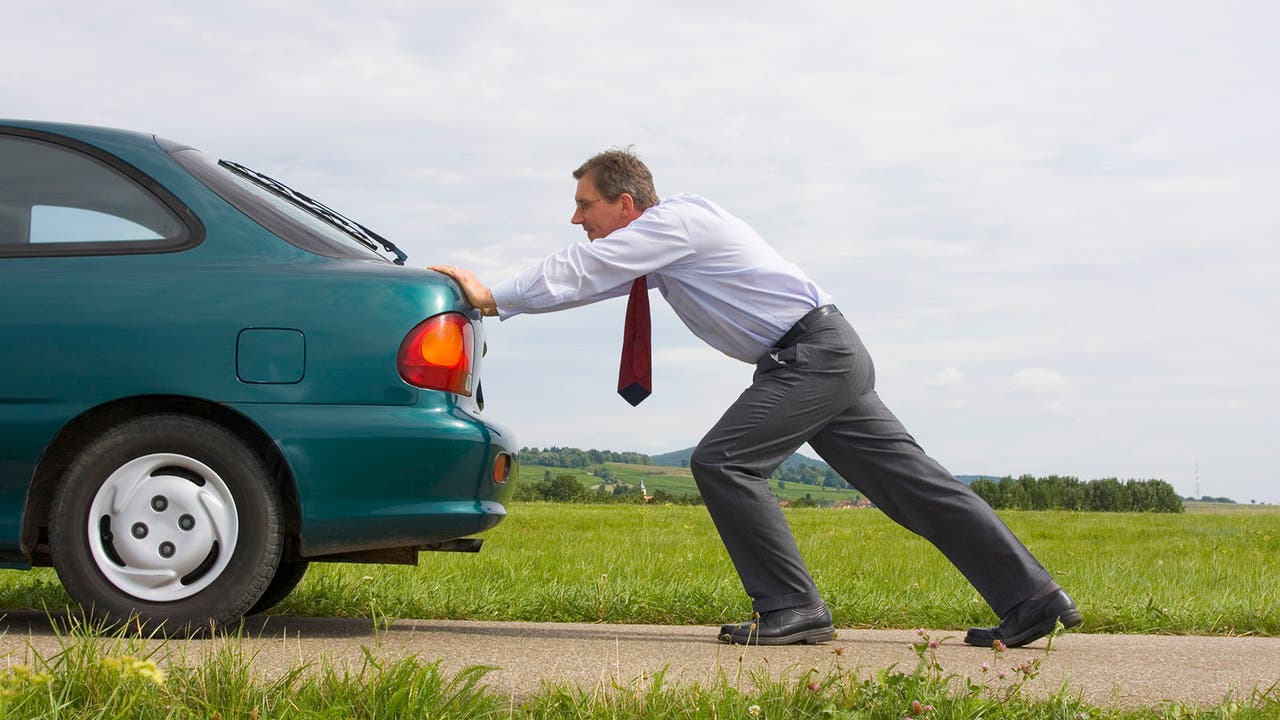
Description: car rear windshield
xmin=170 ymin=147 xmax=398 ymax=263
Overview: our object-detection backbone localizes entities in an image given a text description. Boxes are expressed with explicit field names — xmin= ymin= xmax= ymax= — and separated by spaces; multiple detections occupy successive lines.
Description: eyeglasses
xmin=575 ymin=198 xmax=605 ymax=212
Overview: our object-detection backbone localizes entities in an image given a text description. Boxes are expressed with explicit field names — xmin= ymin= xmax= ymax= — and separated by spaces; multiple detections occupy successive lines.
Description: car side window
xmin=0 ymin=134 xmax=190 ymax=254
xmin=29 ymin=206 xmax=165 ymax=243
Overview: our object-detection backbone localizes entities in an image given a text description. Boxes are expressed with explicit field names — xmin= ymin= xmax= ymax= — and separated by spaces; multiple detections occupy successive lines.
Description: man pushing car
xmin=430 ymin=148 xmax=1081 ymax=647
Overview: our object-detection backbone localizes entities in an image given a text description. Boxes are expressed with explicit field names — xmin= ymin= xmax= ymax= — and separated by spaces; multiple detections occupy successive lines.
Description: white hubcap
xmin=87 ymin=453 xmax=239 ymax=602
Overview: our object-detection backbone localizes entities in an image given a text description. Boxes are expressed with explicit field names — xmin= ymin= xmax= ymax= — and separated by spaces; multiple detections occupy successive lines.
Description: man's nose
xmin=571 ymin=209 xmax=584 ymax=225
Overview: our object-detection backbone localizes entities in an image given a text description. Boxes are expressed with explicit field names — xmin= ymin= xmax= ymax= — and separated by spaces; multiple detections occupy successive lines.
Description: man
xmin=430 ymin=148 xmax=1082 ymax=647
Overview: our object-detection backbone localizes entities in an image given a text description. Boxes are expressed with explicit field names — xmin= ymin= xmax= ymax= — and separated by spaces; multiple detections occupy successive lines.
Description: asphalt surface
xmin=3 ymin=612 xmax=1279 ymax=709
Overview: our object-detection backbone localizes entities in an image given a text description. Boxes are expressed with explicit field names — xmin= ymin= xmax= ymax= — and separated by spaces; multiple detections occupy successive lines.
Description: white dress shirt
xmin=489 ymin=194 xmax=832 ymax=363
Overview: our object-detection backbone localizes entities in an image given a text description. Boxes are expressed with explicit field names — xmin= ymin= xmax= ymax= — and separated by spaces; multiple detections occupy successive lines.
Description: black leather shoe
xmin=965 ymin=585 xmax=1083 ymax=648
xmin=719 ymin=602 xmax=835 ymax=645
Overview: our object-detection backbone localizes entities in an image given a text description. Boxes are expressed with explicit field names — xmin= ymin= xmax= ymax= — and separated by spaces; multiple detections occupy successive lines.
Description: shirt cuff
xmin=489 ymin=277 xmax=524 ymax=321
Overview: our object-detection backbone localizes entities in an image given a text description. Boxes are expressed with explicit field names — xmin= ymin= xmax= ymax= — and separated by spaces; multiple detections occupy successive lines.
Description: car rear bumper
xmin=229 ymin=399 xmax=518 ymax=557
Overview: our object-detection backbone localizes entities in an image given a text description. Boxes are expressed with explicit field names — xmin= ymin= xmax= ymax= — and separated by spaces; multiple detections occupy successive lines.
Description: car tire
xmin=246 ymin=558 xmax=309 ymax=616
xmin=49 ymin=414 xmax=282 ymax=635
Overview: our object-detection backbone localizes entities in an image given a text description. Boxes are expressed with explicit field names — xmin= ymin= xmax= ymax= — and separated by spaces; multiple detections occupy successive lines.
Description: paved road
xmin=3 ymin=612 xmax=1278 ymax=709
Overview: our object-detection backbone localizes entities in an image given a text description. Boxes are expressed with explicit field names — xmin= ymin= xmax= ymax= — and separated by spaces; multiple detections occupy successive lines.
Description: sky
xmin=5 ymin=1 xmax=1277 ymax=503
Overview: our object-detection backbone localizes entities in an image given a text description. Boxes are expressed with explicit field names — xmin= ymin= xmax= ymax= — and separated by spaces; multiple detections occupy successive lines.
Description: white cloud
xmin=925 ymin=368 xmax=965 ymax=388
xmin=1009 ymin=368 xmax=1068 ymax=396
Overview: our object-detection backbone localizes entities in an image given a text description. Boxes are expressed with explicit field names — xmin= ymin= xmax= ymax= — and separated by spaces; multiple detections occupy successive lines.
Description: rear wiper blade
xmin=218 ymin=159 xmax=408 ymax=265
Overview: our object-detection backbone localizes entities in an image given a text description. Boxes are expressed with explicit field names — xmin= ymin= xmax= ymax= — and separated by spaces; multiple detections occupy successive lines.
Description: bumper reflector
xmin=494 ymin=453 xmax=512 ymax=484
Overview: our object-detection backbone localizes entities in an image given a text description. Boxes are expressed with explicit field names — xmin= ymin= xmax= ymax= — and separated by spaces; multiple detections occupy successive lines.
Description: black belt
xmin=775 ymin=304 xmax=840 ymax=349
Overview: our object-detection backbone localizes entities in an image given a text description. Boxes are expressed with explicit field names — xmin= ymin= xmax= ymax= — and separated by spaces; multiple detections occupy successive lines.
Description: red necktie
xmin=617 ymin=276 xmax=652 ymax=406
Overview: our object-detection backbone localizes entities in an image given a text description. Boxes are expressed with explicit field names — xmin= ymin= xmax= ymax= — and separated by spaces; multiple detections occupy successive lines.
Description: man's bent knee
xmin=689 ymin=441 xmax=724 ymax=484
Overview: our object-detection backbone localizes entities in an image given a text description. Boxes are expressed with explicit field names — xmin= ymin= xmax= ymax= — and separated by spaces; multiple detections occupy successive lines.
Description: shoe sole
xmin=722 ymin=626 xmax=836 ymax=646
xmin=966 ymin=607 xmax=1084 ymax=648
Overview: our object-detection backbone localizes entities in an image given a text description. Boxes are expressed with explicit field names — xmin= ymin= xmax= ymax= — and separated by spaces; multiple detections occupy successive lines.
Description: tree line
xmin=969 ymin=475 xmax=1183 ymax=513
xmin=515 ymin=446 xmax=1187 ymax=512
xmin=772 ymin=462 xmax=846 ymax=488
xmin=517 ymin=446 xmax=652 ymax=468
xmin=513 ymin=469 xmax=703 ymax=505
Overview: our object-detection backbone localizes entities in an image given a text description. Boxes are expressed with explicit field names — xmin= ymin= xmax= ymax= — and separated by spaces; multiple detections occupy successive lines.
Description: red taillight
xmin=398 ymin=313 xmax=474 ymax=395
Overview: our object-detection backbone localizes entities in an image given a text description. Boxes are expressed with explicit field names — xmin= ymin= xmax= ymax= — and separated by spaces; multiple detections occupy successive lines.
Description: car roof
xmin=0 ymin=119 xmax=162 ymax=147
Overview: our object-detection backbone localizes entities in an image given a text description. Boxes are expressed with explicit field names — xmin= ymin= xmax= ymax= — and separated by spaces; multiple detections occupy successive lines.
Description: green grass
xmin=4 ymin=503 xmax=1279 ymax=635
xmin=1 ymin=626 xmax=503 ymax=718
xmin=3 ymin=624 xmax=1279 ymax=718
xmin=296 ymin=503 xmax=1280 ymax=635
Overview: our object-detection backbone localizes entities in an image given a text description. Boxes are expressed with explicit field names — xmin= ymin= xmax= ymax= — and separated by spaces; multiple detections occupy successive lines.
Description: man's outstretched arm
xmin=429 ymin=265 xmax=498 ymax=316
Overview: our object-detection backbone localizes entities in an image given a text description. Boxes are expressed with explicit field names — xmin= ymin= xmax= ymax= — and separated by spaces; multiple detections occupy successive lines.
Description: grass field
xmin=4 ymin=502 xmax=1276 ymax=636
xmin=4 ymin=503 xmax=1280 ymax=718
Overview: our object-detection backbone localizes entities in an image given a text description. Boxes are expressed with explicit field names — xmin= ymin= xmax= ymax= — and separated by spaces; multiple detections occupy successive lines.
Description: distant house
xmin=854 ymin=498 xmax=873 ymax=509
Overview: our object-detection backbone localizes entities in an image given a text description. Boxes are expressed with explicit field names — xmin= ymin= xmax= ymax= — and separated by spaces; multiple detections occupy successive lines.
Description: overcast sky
xmin=6 ymin=1 xmax=1277 ymax=502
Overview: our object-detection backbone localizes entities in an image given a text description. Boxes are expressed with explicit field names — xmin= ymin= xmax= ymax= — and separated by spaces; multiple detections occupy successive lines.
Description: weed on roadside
xmin=3 ymin=618 xmax=1280 ymax=718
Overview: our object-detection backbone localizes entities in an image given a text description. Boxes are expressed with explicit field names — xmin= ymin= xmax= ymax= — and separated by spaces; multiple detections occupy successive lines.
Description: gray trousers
xmin=690 ymin=308 xmax=1053 ymax=616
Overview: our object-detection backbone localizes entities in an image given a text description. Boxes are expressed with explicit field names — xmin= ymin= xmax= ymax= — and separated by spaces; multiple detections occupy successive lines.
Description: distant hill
xmin=649 ymin=447 xmax=692 ymax=467
xmin=653 ymin=446 xmax=994 ymax=484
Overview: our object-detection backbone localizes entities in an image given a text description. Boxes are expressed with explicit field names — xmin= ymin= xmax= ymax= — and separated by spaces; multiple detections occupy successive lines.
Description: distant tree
xmin=789 ymin=493 xmax=822 ymax=508
xmin=970 ymin=478 xmax=1000 ymax=508
xmin=999 ymin=476 xmax=1028 ymax=509
xmin=1084 ymin=478 xmax=1126 ymax=511
xmin=1125 ymin=479 xmax=1184 ymax=512
xmin=613 ymin=484 xmax=642 ymax=501
xmin=535 ymin=473 xmax=584 ymax=502
xmin=513 ymin=479 xmax=538 ymax=501
xmin=771 ymin=463 xmax=825 ymax=486
xmin=822 ymin=470 xmax=847 ymax=488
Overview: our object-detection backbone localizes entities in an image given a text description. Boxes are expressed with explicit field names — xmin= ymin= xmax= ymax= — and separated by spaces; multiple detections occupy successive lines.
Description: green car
xmin=0 ymin=121 xmax=517 ymax=632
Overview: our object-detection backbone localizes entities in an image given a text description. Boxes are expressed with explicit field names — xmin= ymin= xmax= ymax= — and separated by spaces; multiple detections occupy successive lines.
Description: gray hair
xmin=572 ymin=147 xmax=659 ymax=210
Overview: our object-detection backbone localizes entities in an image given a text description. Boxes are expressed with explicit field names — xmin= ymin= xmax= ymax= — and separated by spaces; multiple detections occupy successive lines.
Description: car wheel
xmin=49 ymin=414 xmax=282 ymax=634
xmin=246 ymin=558 xmax=309 ymax=616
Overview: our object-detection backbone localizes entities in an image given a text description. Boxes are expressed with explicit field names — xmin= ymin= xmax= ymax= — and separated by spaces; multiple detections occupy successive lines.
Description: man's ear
xmin=619 ymin=192 xmax=638 ymax=217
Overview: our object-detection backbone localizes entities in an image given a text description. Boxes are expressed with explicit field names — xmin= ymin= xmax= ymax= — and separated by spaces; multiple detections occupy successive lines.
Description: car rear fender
xmin=21 ymin=394 xmax=302 ymax=566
